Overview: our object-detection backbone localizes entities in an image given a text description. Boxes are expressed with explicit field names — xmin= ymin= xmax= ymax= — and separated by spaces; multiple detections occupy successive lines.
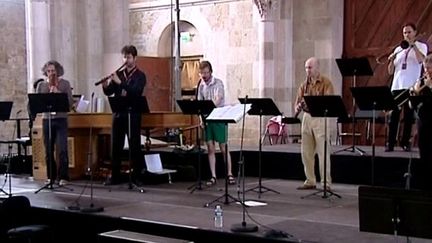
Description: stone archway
xmin=157 ymin=20 xmax=204 ymax=96
xmin=157 ymin=20 xmax=203 ymax=57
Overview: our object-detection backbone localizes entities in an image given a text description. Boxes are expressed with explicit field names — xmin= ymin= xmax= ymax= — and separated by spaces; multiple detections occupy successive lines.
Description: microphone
xmin=90 ymin=92 xmax=95 ymax=113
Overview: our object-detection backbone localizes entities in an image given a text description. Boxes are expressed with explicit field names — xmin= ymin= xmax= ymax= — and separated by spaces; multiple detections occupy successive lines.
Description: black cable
xmin=66 ymin=178 xmax=90 ymax=210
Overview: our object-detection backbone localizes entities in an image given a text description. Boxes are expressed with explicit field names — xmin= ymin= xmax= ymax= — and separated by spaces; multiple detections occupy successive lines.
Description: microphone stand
xmin=81 ymin=93 xmax=104 ymax=213
xmin=0 ymin=113 xmax=19 ymax=197
xmin=231 ymin=95 xmax=258 ymax=233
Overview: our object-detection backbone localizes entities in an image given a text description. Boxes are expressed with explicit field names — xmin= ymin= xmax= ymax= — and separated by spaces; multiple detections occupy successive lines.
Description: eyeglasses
xmin=199 ymin=71 xmax=211 ymax=75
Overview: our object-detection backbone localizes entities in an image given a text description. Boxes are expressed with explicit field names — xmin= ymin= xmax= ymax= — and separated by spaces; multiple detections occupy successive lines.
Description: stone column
xmin=75 ymin=0 xmax=104 ymax=108
xmin=101 ymin=0 xmax=129 ymax=111
xmin=50 ymin=0 xmax=78 ymax=90
xmin=255 ymin=0 xmax=276 ymax=98
xmin=102 ymin=0 xmax=129 ymax=73
xmin=25 ymin=0 xmax=51 ymax=92
xmin=258 ymin=20 xmax=275 ymax=98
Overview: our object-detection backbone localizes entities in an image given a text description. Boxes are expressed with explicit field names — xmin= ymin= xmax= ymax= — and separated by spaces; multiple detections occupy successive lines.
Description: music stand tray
xmin=28 ymin=93 xmax=70 ymax=114
xmin=108 ymin=96 xmax=149 ymax=193
xmin=335 ymin=58 xmax=373 ymax=77
xmin=335 ymin=57 xmax=373 ymax=156
xmin=281 ymin=117 xmax=301 ymax=124
xmin=176 ymin=100 xmax=215 ymax=193
xmin=0 ymin=101 xmax=13 ymax=196
xmin=108 ymin=96 xmax=150 ymax=114
xmin=0 ymin=101 xmax=13 ymax=121
xmin=176 ymin=100 xmax=215 ymax=116
xmin=28 ymin=93 xmax=71 ymax=193
xmin=302 ymin=95 xmax=347 ymax=199
xmin=359 ymin=186 xmax=432 ymax=240
xmin=238 ymin=98 xmax=281 ymax=198
xmin=351 ymin=86 xmax=395 ymax=111
xmin=350 ymin=86 xmax=395 ymax=186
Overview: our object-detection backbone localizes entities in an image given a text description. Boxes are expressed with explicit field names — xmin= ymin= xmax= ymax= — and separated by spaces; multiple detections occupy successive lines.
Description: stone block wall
xmin=0 ymin=0 xmax=28 ymax=153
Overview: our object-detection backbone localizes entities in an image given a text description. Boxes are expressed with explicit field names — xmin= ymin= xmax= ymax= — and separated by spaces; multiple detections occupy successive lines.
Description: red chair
xmin=262 ymin=116 xmax=288 ymax=145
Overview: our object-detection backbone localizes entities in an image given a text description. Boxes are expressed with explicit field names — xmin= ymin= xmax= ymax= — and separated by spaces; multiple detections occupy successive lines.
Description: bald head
xmin=305 ymin=57 xmax=320 ymax=79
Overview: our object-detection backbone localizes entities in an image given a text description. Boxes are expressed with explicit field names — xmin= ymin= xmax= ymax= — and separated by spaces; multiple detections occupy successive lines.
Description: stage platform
xmin=0 ymin=143 xmax=427 ymax=242
xmin=155 ymin=143 xmax=420 ymax=189
xmin=1 ymin=175 xmax=431 ymax=243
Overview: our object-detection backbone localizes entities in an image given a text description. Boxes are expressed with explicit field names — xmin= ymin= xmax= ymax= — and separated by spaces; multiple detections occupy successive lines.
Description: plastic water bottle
xmin=214 ymin=205 xmax=223 ymax=228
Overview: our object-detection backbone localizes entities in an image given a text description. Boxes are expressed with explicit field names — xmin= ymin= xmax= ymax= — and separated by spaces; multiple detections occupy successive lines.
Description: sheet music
xmin=76 ymin=96 xmax=89 ymax=113
xmin=206 ymin=103 xmax=251 ymax=123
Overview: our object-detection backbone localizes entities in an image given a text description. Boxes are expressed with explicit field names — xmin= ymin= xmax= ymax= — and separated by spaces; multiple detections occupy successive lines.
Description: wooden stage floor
xmin=0 ymin=143 xmax=429 ymax=242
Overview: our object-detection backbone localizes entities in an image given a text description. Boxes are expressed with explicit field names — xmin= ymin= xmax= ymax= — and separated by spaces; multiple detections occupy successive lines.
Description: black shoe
xmin=104 ymin=177 xmax=121 ymax=186
xmin=401 ymin=144 xmax=411 ymax=152
xmin=385 ymin=145 xmax=394 ymax=152
xmin=132 ymin=177 xmax=144 ymax=186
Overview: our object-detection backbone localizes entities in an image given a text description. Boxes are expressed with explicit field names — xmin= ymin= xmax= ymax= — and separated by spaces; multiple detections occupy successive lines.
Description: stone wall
xmin=0 ymin=0 xmax=27 ymax=152
xmin=0 ymin=0 xmax=344 ymax=152
xmin=129 ymin=0 xmax=343 ymax=146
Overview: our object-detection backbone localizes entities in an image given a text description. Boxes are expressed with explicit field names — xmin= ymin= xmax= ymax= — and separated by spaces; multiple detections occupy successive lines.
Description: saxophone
xmin=294 ymin=78 xmax=311 ymax=118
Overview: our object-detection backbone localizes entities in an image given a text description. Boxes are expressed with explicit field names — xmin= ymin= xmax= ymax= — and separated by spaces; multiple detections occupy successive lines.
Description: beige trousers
xmin=300 ymin=112 xmax=332 ymax=186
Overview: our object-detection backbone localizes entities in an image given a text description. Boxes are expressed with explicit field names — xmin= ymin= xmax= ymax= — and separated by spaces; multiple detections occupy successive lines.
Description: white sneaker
xmin=44 ymin=179 xmax=51 ymax=185
xmin=59 ymin=179 xmax=68 ymax=186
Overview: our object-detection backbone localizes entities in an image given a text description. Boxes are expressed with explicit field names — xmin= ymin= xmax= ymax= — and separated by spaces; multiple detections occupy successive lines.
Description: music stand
xmin=0 ymin=101 xmax=12 ymax=121
xmin=334 ymin=58 xmax=373 ymax=155
xmin=108 ymin=96 xmax=149 ymax=193
xmin=350 ymin=86 xmax=395 ymax=186
xmin=231 ymin=97 xmax=258 ymax=233
xmin=301 ymin=95 xmax=347 ymax=199
xmin=204 ymin=104 xmax=250 ymax=207
xmin=409 ymin=95 xmax=432 ymax=110
xmin=238 ymin=98 xmax=281 ymax=198
xmin=28 ymin=93 xmax=71 ymax=193
xmin=359 ymin=186 xmax=432 ymax=241
xmin=176 ymin=100 xmax=215 ymax=193
xmin=68 ymin=93 xmax=104 ymax=213
xmin=0 ymin=101 xmax=13 ymax=197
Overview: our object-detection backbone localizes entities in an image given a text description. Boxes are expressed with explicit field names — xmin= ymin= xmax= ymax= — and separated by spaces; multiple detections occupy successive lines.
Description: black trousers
xmin=388 ymin=89 xmax=414 ymax=146
xmin=110 ymin=113 xmax=142 ymax=180
xmin=412 ymin=116 xmax=432 ymax=190
xmin=42 ymin=118 xmax=69 ymax=181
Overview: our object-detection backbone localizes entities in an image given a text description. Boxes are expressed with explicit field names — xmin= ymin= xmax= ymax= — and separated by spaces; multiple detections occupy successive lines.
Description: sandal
xmin=206 ymin=177 xmax=216 ymax=186
xmin=228 ymin=175 xmax=236 ymax=185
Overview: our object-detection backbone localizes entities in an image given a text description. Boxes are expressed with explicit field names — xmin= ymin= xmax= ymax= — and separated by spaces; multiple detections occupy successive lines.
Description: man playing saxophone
xmin=294 ymin=57 xmax=335 ymax=191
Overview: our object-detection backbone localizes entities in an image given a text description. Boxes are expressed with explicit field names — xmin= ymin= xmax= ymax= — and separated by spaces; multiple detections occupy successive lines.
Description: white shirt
xmin=391 ymin=41 xmax=428 ymax=91
xmin=197 ymin=76 xmax=225 ymax=108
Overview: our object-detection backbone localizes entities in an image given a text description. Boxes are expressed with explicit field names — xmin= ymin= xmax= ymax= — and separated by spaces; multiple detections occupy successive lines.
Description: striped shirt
xmin=197 ymin=76 xmax=225 ymax=108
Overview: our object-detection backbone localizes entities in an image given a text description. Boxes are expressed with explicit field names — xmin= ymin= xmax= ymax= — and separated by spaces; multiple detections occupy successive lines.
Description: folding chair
xmin=262 ymin=116 xmax=287 ymax=145
xmin=144 ymin=154 xmax=177 ymax=184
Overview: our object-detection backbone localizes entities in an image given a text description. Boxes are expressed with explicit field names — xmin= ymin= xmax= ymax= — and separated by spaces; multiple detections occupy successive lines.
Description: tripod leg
xmin=35 ymin=117 xmax=70 ymax=193
xmin=302 ymin=116 xmax=341 ymax=200
xmin=126 ymin=112 xmax=145 ymax=193
xmin=246 ymin=115 xmax=280 ymax=198
xmin=189 ymin=126 xmax=204 ymax=193
xmin=0 ymin=171 xmax=11 ymax=196
xmin=128 ymin=181 xmax=145 ymax=193
xmin=204 ymin=192 xmax=239 ymax=207
xmin=204 ymin=124 xmax=239 ymax=207
xmin=301 ymin=188 xmax=341 ymax=199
